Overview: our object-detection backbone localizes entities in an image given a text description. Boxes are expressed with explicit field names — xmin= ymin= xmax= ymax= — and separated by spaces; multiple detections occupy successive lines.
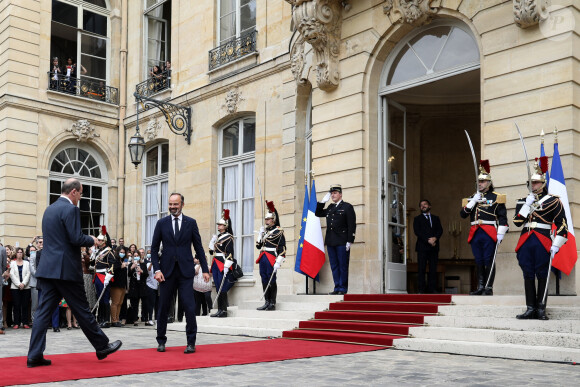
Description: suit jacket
xmin=151 ymin=214 xmax=209 ymax=278
xmin=413 ymin=213 xmax=443 ymax=252
xmin=315 ymin=201 xmax=357 ymax=246
xmin=36 ymin=197 xmax=95 ymax=282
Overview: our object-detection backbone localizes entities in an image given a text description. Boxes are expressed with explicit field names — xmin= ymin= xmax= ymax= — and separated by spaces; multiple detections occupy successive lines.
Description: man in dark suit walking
xmin=27 ymin=178 xmax=121 ymax=367
xmin=151 ymin=193 xmax=210 ymax=354
xmin=413 ymin=199 xmax=443 ymax=293
xmin=315 ymin=184 xmax=356 ymax=295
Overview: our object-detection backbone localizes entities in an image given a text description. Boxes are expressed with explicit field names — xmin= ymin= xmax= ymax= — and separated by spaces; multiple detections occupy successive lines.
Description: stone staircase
xmin=193 ymin=295 xmax=344 ymax=337
xmin=394 ymin=295 xmax=580 ymax=363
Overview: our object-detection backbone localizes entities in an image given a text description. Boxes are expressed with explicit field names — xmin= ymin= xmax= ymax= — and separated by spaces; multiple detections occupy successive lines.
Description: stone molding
xmin=513 ymin=0 xmax=549 ymax=28
xmin=66 ymin=119 xmax=99 ymax=142
xmin=145 ymin=119 xmax=161 ymax=142
xmin=383 ymin=0 xmax=440 ymax=27
xmin=286 ymin=0 xmax=344 ymax=91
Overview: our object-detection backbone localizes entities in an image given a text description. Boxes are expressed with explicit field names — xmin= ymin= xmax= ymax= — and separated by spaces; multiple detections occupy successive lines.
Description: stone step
xmin=196 ymin=316 xmax=300 ymax=330
xmin=228 ymin=308 xmax=317 ymax=320
xmin=393 ymin=338 xmax=580 ymax=363
xmin=197 ymin=325 xmax=284 ymax=338
xmin=438 ymin=305 xmax=580 ymax=320
xmin=276 ymin=294 xmax=344 ymax=303
xmin=451 ymin=295 xmax=580 ymax=306
xmin=238 ymin=300 xmax=331 ymax=312
xmin=424 ymin=315 xmax=580 ymax=334
xmin=408 ymin=326 xmax=580 ymax=349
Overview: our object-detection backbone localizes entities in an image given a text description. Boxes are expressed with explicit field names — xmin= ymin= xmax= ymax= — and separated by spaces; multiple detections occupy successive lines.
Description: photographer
xmin=127 ymin=251 xmax=148 ymax=326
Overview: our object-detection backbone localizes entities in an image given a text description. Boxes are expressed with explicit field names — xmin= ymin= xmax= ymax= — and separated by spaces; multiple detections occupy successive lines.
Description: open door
xmin=381 ymin=99 xmax=407 ymax=293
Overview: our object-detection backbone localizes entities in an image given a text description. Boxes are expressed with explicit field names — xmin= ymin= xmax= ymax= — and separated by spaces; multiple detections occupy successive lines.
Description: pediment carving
xmin=513 ymin=0 xmax=549 ymax=28
xmin=383 ymin=0 xmax=440 ymax=27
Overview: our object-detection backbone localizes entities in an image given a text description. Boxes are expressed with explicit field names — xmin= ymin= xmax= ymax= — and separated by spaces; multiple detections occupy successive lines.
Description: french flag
xmin=548 ymin=142 xmax=577 ymax=275
xmin=294 ymin=183 xmax=309 ymax=276
xmin=299 ymin=180 xmax=326 ymax=278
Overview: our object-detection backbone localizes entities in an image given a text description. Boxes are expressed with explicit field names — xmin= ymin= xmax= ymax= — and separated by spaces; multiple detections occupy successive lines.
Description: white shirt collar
xmin=333 ymin=200 xmax=342 ymax=206
xmin=172 ymin=213 xmax=183 ymax=222
xmin=61 ymin=195 xmax=73 ymax=205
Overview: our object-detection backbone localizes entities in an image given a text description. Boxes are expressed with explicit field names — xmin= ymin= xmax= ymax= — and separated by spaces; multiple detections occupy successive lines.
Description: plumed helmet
xmin=478 ymin=160 xmax=492 ymax=181
xmin=265 ymin=200 xmax=280 ymax=227
xmin=531 ymin=156 xmax=548 ymax=183
xmin=217 ymin=209 xmax=230 ymax=227
xmin=97 ymin=225 xmax=107 ymax=241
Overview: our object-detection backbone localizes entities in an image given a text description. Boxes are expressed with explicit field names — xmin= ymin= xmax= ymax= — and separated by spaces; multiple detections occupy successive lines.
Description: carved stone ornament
xmin=513 ymin=0 xmax=549 ymax=28
xmin=222 ymin=87 xmax=245 ymax=114
xmin=144 ymin=119 xmax=161 ymax=142
xmin=66 ymin=119 xmax=100 ymax=142
xmin=383 ymin=0 xmax=440 ymax=27
xmin=286 ymin=0 xmax=344 ymax=91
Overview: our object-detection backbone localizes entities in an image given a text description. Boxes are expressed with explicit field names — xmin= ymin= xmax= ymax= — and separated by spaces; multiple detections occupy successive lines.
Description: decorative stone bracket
xmin=222 ymin=87 xmax=245 ymax=115
xmin=67 ymin=119 xmax=99 ymax=142
xmin=383 ymin=0 xmax=440 ymax=27
xmin=513 ymin=0 xmax=549 ymax=28
xmin=286 ymin=0 xmax=347 ymax=91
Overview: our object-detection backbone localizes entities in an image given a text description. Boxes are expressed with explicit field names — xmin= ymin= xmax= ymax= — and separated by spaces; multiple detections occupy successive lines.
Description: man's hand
xmin=19 ymin=283 xmax=25 ymax=290
xmin=428 ymin=237 xmax=437 ymax=246
xmin=525 ymin=192 xmax=536 ymax=206
xmin=203 ymin=273 xmax=210 ymax=282
xmin=155 ymin=271 xmax=165 ymax=283
xmin=346 ymin=242 xmax=351 ymax=251
xmin=466 ymin=193 xmax=482 ymax=209
xmin=90 ymin=235 xmax=98 ymax=245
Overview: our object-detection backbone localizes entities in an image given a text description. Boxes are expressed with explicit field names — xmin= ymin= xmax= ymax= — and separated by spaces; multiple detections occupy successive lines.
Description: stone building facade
xmin=1 ymin=0 xmax=578 ymax=300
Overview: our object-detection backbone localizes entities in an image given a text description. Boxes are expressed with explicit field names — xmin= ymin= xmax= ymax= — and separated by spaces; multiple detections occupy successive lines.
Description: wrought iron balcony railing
xmin=209 ymin=29 xmax=258 ymax=71
xmin=135 ymin=70 xmax=171 ymax=98
xmin=47 ymin=73 xmax=119 ymax=104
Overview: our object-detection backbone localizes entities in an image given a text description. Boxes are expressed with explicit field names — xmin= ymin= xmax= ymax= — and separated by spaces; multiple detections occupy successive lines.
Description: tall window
xmin=219 ymin=117 xmax=255 ymax=274
xmin=51 ymin=0 xmax=110 ymax=85
xmin=144 ymin=0 xmax=171 ymax=74
xmin=218 ymin=0 xmax=256 ymax=45
xmin=49 ymin=147 xmax=107 ymax=236
xmin=143 ymin=143 xmax=169 ymax=250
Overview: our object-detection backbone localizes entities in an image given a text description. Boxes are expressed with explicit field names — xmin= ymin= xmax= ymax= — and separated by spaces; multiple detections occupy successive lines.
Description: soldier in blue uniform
xmin=460 ymin=160 xmax=509 ymax=295
xmin=208 ymin=210 xmax=236 ymax=318
xmin=92 ymin=228 xmax=115 ymax=328
xmin=315 ymin=184 xmax=356 ymax=295
xmin=513 ymin=156 xmax=568 ymax=320
xmin=255 ymin=201 xmax=286 ymax=311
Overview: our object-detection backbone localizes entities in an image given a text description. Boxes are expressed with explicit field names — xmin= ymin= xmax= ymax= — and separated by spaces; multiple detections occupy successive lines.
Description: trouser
xmin=327 ymin=245 xmax=350 ymax=293
xmin=37 ymin=288 xmax=59 ymax=327
xmin=194 ymin=290 xmax=211 ymax=315
xmin=417 ymin=250 xmax=438 ymax=293
xmin=30 ymin=287 xmax=38 ymax=323
xmin=144 ymin=286 xmax=157 ymax=321
xmin=517 ymin=234 xmax=550 ymax=280
xmin=110 ymin=287 xmax=126 ymax=323
xmin=11 ymin=288 xmax=31 ymax=326
xmin=470 ymin=228 xmax=496 ymax=266
xmin=128 ymin=295 xmax=143 ymax=323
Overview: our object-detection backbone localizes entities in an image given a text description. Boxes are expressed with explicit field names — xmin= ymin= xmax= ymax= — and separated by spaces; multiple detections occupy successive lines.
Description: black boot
xmin=210 ymin=294 xmax=221 ymax=317
xmin=256 ymin=282 xmax=269 ymax=310
xmin=484 ymin=265 xmax=495 ymax=295
xmin=217 ymin=293 xmax=228 ymax=318
xmin=470 ymin=265 xmax=485 ymax=295
xmin=516 ymin=279 xmax=537 ymax=319
xmin=536 ymin=278 xmax=549 ymax=320
xmin=99 ymin=304 xmax=111 ymax=328
xmin=266 ymin=283 xmax=277 ymax=310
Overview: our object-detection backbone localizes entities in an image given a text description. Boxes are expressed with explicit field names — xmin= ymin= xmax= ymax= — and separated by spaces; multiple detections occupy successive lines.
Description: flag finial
xmin=540 ymin=129 xmax=544 ymax=144
xmin=554 ymin=126 xmax=558 ymax=144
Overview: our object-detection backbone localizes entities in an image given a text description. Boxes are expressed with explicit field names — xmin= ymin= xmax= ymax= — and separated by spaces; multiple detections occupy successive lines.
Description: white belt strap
xmin=96 ymin=269 xmax=107 ymax=273
xmin=471 ymin=220 xmax=497 ymax=226
xmin=523 ymin=222 xmax=552 ymax=230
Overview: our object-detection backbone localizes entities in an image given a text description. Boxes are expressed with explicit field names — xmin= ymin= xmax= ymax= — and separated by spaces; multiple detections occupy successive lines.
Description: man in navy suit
xmin=151 ymin=193 xmax=210 ymax=354
xmin=413 ymin=199 xmax=443 ymax=293
xmin=27 ymin=178 xmax=121 ymax=367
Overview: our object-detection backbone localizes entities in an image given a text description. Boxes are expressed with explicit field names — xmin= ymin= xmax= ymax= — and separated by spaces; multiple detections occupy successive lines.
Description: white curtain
xmin=161 ymin=181 xmax=169 ymax=215
xmin=241 ymin=162 xmax=254 ymax=273
xmin=147 ymin=6 xmax=164 ymax=67
xmin=222 ymin=165 xmax=238 ymax=237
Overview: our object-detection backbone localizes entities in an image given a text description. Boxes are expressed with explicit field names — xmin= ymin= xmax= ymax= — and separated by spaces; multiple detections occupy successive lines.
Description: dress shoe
xmin=145 ymin=321 xmax=155 ymax=326
xmin=167 ymin=317 xmax=174 ymax=323
xmin=134 ymin=323 xmax=139 ymax=326
xmin=184 ymin=345 xmax=196 ymax=354
xmin=256 ymin=302 xmax=270 ymax=311
xmin=27 ymin=357 xmax=52 ymax=368
xmin=96 ymin=340 xmax=123 ymax=360
xmin=210 ymin=310 xmax=222 ymax=317
xmin=336 ymin=291 xmax=346 ymax=295
xmin=157 ymin=344 xmax=166 ymax=352
xmin=99 ymin=322 xmax=111 ymax=329
xmin=53 ymin=327 xmax=60 ymax=332
xmin=112 ymin=322 xmax=123 ymax=328
xmin=328 ymin=291 xmax=338 ymax=295
xmin=265 ymin=304 xmax=276 ymax=311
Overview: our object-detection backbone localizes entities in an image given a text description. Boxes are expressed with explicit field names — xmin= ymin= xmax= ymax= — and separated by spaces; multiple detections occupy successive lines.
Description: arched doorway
xmin=379 ymin=20 xmax=481 ymax=294
xmin=49 ymin=146 xmax=108 ymax=236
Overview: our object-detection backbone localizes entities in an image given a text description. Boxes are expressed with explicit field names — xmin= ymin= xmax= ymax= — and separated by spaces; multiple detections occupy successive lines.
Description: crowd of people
xmin=148 ymin=60 xmax=171 ymax=92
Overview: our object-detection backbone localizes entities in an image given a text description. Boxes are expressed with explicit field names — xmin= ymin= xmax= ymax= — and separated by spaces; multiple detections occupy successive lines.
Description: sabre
xmin=91 ymin=281 xmax=110 ymax=313
xmin=464 ymin=130 xmax=480 ymax=195
xmin=514 ymin=123 xmax=533 ymax=193
xmin=484 ymin=242 xmax=500 ymax=289
xmin=542 ymin=250 xmax=556 ymax=305
xmin=256 ymin=177 xmax=265 ymax=221
xmin=261 ymin=269 xmax=276 ymax=301
xmin=212 ymin=273 xmax=226 ymax=308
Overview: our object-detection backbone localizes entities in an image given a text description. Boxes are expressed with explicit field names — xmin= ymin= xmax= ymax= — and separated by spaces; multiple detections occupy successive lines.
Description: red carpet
xmin=283 ymin=294 xmax=453 ymax=346
xmin=0 ymin=339 xmax=383 ymax=386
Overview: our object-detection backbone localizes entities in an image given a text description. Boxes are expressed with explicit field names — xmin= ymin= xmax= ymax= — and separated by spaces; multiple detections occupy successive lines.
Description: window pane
xmin=221 ymin=0 xmax=235 ymax=15
xmin=85 ymin=155 xmax=97 ymax=169
xmin=78 ymin=149 xmax=89 ymax=163
xmin=50 ymin=159 xmax=63 ymax=172
xmin=409 ymin=26 xmax=451 ymax=71
xmin=242 ymin=162 xmax=254 ymax=198
xmin=83 ymin=10 xmax=107 ymax=36
xmin=92 ymin=186 xmax=102 ymax=199
xmin=146 ymin=0 xmax=158 ymax=8
xmin=55 ymin=150 xmax=67 ymax=165
xmin=242 ymin=199 xmax=253 ymax=234
xmin=52 ymin=0 xmax=77 ymax=27
xmin=81 ymin=54 xmax=106 ymax=80
xmin=222 ymin=123 xmax=239 ymax=158
xmin=85 ymin=0 xmax=107 ymax=7
xmin=220 ymin=13 xmax=236 ymax=43
xmin=92 ymin=166 xmax=102 ymax=179
xmin=223 ymin=202 xmax=238 ymax=233
xmin=161 ymin=181 xmax=169 ymax=214
xmin=387 ymin=45 xmax=426 ymax=85
xmin=146 ymin=147 xmax=159 ymax=177
xmin=222 ymin=165 xmax=238 ymax=201
xmin=161 ymin=143 xmax=169 ymax=173
xmin=146 ymin=184 xmax=157 ymax=213
xmin=81 ymin=34 xmax=107 ymax=58
xmin=240 ymin=1 xmax=256 ymax=33
xmin=242 ymin=235 xmax=253 ymax=273
xmin=148 ymin=18 xmax=166 ymax=64
xmin=243 ymin=118 xmax=255 ymax=153
xmin=433 ymin=27 xmax=479 ymax=72
xmin=146 ymin=215 xmax=158 ymax=247
xmin=92 ymin=199 xmax=102 ymax=213
xmin=50 ymin=180 xmax=62 ymax=194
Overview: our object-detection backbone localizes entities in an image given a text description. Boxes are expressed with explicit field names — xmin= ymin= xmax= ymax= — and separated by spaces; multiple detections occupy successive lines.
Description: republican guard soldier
xmin=208 ymin=210 xmax=236 ymax=318
xmin=513 ymin=156 xmax=567 ymax=320
xmin=460 ymin=160 xmax=508 ymax=295
xmin=92 ymin=227 xmax=115 ymax=328
xmin=315 ymin=184 xmax=356 ymax=295
xmin=255 ymin=201 xmax=286 ymax=310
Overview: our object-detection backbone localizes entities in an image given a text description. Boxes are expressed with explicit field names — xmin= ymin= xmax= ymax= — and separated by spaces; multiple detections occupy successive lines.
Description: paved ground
xmin=2 ymin=323 xmax=578 ymax=386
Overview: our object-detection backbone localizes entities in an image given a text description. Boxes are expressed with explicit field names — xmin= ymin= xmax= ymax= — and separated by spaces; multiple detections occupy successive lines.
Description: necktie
xmin=174 ymin=217 xmax=180 ymax=236
xmin=426 ymin=214 xmax=432 ymax=227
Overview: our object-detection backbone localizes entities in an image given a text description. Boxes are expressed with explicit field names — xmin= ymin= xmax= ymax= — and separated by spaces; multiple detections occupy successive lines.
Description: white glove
xmin=346 ymin=242 xmax=351 ymax=251
xmin=259 ymin=226 xmax=265 ymax=234
xmin=224 ymin=260 xmax=234 ymax=269
xmin=223 ymin=267 xmax=229 ymax=275
xmin=258 ymin=226 xmax=265 ymax=241
xmin=466 ymin=193 xmax=482 ymax=209
xmin=496 ymin=233 xmax=505 ymax=243
xmin=525 ymin=192 xmax=535 ymax=206
xmin=550 ymin=245 xmax=560 ymax=255
xmin=273 ymin=262 xmax=281 ymax=271
xmin=104 ymin=272 xmax=114 ymax=287
xmin=320 ymin=192 xmax=331 ymax=203
xmin=275 ymin=256 xmax=284 ymax=265
xmin=208 ymin=234 xmax=217 ymax=250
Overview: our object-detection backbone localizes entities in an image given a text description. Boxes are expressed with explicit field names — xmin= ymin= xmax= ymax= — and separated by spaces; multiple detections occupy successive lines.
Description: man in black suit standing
xmin=413 ymin=199 xmax=443 ymax=293
xmin=27 ymin=178 xmax=121 ymax=367
xmin=0 ymin=243 xmax=6 ymax=334
xmin=151 ymin=193 xmax=210 ymax=354
xmin=315 ymin=184 xmax=356 ymax=295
